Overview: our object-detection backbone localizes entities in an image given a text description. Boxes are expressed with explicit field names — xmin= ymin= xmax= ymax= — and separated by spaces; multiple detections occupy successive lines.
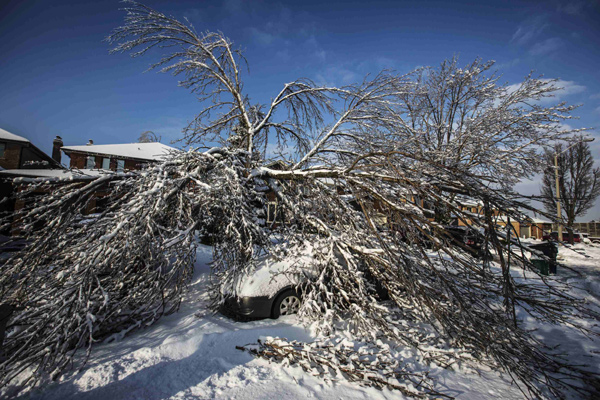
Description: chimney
xmin=87 ymin=139 xmax=94 ymax=146
xmin=52 ymin=136 xmax=63 ymax=164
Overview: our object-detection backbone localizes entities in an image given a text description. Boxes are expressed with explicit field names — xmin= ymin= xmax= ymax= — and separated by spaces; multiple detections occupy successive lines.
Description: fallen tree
xmin=1 ymin=2 xmax=598 ymax=398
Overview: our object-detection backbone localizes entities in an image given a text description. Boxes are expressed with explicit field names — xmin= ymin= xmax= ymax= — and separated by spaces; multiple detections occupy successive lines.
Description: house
xmin=59 ymin=140 xmax=177 ymax=172
xmin=0 ymin=129 xmax=65 ymax=235
xmin=1 ymin=135 xmax=179 ymax=236
xmin=56 ymin=140 xmax=178 ymax=214
xmin=455 ymin=196 xmax=521 ymax=236
xmin=0 ymin=128 xmax=62 ymax=171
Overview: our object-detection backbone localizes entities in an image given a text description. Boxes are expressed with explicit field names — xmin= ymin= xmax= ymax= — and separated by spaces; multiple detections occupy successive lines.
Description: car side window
xmin=267 ymin=201 xmax=277 ymax=223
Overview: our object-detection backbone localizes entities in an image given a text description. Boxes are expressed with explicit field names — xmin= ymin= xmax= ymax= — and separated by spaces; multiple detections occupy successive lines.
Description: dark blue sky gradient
xmin=1 ymin=0 xmax=600 ymax=216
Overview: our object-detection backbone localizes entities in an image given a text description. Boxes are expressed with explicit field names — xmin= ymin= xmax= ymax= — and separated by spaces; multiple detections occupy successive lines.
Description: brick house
xmin=0 ymin=128 xmax=62 ymax=171
xmin=455 ymin=196 xmax=521 ymax=236
xmin=0 ymin=129 xmax=64 ymax=236
xmin=55 ymin=140 xmax=178 ymax=214
xmin=1 ymin=135 xmax=178 ymax=235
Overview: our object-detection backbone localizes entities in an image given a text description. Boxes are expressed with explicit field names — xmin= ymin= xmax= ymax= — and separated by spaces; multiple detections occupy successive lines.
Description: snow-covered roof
xmin=0 ymin=128 xmax=63 ymax=169
xmin=61 ymin=142 xmax=178 ymax=161
xmin=529 ymin=217 xmax=552 ymax=224
xmin=0 ymin=128 xmax=29 ymax=143
xmin=455 ymin=195 xmax=484 ymax=207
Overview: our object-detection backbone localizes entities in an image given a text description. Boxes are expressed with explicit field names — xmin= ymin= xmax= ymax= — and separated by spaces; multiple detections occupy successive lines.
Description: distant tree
xmin=138 ymin=130 xmax=160 ymax=143
xmin=394 ymin=57 xmax=575 ymax=222
xmin=541 ymin=139 xmax=600 ymax=243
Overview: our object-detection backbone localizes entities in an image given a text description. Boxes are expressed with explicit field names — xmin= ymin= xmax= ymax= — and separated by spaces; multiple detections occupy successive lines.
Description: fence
xmin=552 ymin=222 xmax=600 ymax=236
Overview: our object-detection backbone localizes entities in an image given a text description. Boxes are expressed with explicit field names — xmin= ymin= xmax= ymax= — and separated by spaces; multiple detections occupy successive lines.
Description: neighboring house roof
xmin=529 ymin=217 xmax=552 ymax=224
xmin=455 ymin=195 xmax=484 ymax=207
xmin=0 ymin=128 xmax=63 ymax=169
xmin=0 ymin=128 xmax=29 ymax=143
xmin=494 ymin=215 xmax=520 ymax=222
xmin=61 ymin=142 xmax=178 ymax=161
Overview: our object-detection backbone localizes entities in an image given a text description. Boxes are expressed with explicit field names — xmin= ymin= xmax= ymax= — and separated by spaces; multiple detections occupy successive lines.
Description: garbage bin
xmin=528 ymin=242 xmax=558 ymax=260
xmin=528 ymin=242 xmax=558 ymax=275
xmin=0 ymin=304 xmax=15 ymax=355
xmin=531 ymin=258 xmax=549 ymax=275
xmin=548 ymin=260 xmax=557 ymax=274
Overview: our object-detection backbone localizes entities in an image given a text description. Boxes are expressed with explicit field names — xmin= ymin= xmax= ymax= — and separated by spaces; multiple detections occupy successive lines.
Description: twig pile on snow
xmin=237 ymin=337 xmax=451 ymax=399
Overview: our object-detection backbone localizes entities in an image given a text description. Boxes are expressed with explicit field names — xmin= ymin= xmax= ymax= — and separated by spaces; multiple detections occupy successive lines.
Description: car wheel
xmin=272 ymin=289 xmax=301 ymax=319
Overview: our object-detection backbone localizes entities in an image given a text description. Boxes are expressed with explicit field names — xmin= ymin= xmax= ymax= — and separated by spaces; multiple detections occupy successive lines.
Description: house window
xmin=86 ymin=156 xmax=95 ymax=169
xmin=116 ymin=159 xmax=125 ymax=172
xmin=267 ymin=201 xmax=278 ymax=224
xmin=0 ymin=142 xmax=5 ymax=157
xmin=94 ymin=195 xmax=109 ymax=213
xmin=102 ymin=157 xmax=110 ymax=170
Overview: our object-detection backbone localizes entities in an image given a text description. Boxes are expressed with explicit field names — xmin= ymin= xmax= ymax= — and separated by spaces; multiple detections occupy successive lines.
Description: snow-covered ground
xmin=19 ymin=244 xmax=600 ymax=400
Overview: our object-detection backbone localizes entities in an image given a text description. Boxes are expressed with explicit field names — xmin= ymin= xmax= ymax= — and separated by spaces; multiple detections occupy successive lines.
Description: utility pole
xmin=554 ymin=153 xmax=564 ymax=242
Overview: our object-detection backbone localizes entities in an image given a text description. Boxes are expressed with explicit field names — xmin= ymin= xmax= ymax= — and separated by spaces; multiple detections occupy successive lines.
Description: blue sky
xmin=1 ymin=0 xmax=600 ymax=219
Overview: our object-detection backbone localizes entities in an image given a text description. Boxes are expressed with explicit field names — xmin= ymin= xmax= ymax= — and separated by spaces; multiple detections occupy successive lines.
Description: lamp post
xmin=554 ymin=137 xmax=595 ymax=242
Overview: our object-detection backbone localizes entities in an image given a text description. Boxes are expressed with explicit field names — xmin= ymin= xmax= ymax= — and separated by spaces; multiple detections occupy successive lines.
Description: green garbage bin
xmin=531 ymin=258 xmax=549 ymax=275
